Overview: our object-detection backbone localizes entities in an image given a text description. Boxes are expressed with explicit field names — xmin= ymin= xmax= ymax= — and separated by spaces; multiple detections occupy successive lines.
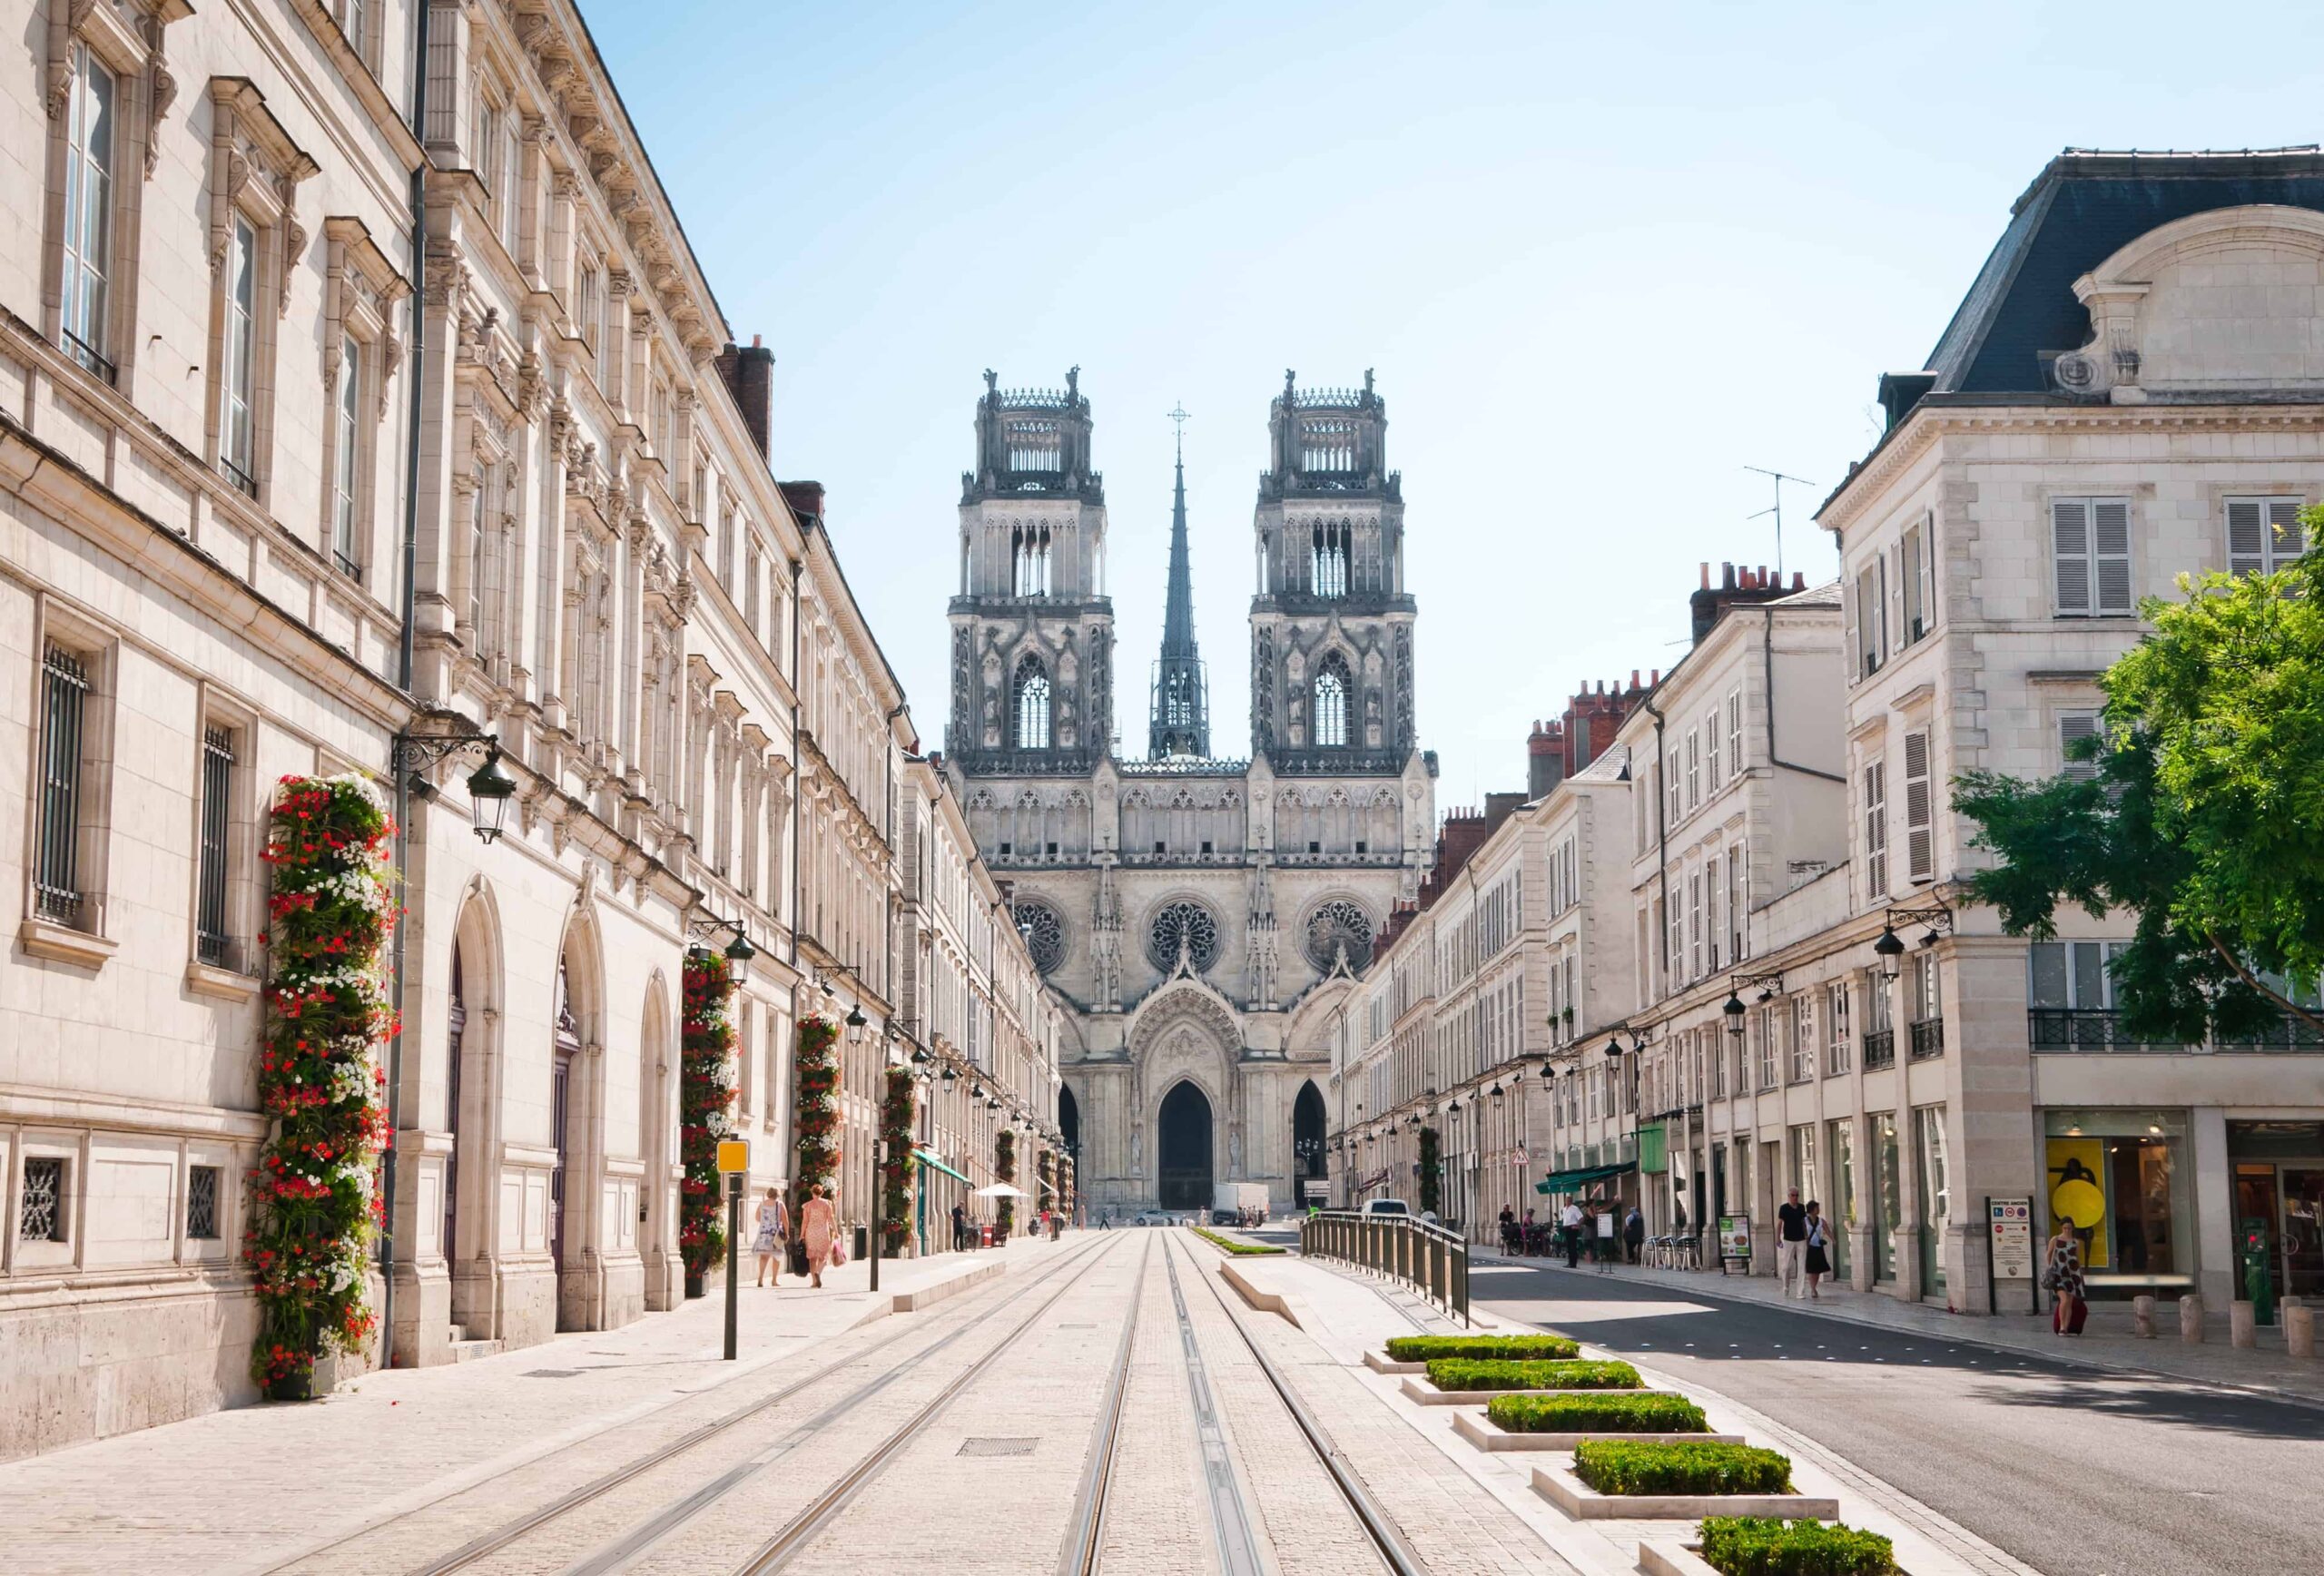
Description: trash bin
xmin=853 ymin=1225 xmax=869 ymax=1263
xmin=980 ymin=1223 xmax=994 ymax=1248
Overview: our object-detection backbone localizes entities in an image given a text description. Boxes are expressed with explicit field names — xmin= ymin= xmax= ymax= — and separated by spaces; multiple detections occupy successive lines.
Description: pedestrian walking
xmin=800 ymin=1183 xmax=838 ymax=1289
xmin=752 ymin=1186 xmax=788 ymax=1286
xmin=1623 ymin=1204 xmax=1645 ymax=1266
xmin=950 ymin=1201 xmax=968 ymax=1251
xmin=2044 ymin=1218 xmax=2087 ymax=1335
xmin=1802 ymin=1200 xmax=1830 ymax=1298
xmin=1777 ymin=1187 xmax=1808 ymax=1298
xmin=1498 ymin=1204 xmax=1518 ymax=1253
xmin=1560 ymin=1197 xmax=1584 ymax=1268
xmin=1594 ymin=1199 xmax=1618 ymax=1272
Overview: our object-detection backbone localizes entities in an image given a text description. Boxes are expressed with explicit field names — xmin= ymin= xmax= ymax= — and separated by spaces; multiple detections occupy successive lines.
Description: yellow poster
xmin=2046 ymin=1137 xmax=2110 ymax=1271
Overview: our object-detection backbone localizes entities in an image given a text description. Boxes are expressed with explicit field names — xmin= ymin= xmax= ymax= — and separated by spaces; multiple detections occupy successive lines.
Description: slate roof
xmin=1925 ymin=146 xmax=2324 ymax=395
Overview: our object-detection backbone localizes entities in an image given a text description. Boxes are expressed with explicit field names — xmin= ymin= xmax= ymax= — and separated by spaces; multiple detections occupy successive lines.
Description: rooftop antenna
xmin=1743 ymin=467 xmax=1816 ymax=579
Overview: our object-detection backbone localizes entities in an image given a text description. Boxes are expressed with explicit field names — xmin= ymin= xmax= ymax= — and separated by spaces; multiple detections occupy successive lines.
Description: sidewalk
xmin=1467 ymin=1248 xmax=2324 ymax=1407
xmin=0 ymin=1232 xmax=1071 ymax=1576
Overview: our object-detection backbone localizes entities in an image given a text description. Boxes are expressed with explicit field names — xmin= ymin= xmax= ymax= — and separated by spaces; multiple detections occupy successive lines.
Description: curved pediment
xmin=1126 ymin=976 xmax=1243 ymax=1055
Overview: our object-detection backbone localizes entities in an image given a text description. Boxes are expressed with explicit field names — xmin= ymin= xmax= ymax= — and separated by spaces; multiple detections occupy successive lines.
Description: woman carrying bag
xmin=2043 ymin=1218 xmax=2087 ymax=1335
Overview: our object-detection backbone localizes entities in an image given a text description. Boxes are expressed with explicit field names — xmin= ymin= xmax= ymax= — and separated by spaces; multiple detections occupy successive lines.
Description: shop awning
xmin=1535 ymin=1160 xmax=1637 ymax=1196
xmin=911 ymin=1149 xmax=970 ymax=1185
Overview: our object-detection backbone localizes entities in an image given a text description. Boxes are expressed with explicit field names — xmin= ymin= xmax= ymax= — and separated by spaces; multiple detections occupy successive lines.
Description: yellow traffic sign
xmin=717 ymin=1138 xmax=752 ymax=1173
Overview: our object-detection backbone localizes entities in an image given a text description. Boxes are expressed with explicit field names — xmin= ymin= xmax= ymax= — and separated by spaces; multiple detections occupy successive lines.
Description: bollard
xmin=2230 ymin=1299 xmax=2258 ymax=1349
xmin=2285 ymin=1299 xmax=2315 ymax=1359
xmin=2180 ymin=1292 xmax=2205 ymax=1344
xmin=2132 ymin=1295 xmax=2156 ymax=1338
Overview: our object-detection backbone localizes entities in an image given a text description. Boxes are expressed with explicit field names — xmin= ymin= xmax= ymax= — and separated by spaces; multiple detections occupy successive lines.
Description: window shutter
xmin=2268 ymin=497 xmax=2307 ymax=568
xmin=1845 ymin=572 xmax=1861 ymax=679
xmin=2228 ymin=497 xmax=2269 ymax=576
xmin=2052 ymin=498 xmax=2092 ymax=614
xmin=1704 ymin=707 xmax=1720 ymax=791
xmin=1903 ymin=730 xmax=1933 ymax=882
xmin=2059 ymin=712 xmax=2100 ymax=783
xmin=2093 ymin=500 xmax=2132 ymax=615
xmin=1877 ymin=554 xmax=1893 ymax=654
xmin=1919 ymin=509 xmax=1937 ymax=634
xmin=1863 ymin=760 xmax=1887 ymax=897
xmin=1727 ymin=691 xmax=1743 ymax=778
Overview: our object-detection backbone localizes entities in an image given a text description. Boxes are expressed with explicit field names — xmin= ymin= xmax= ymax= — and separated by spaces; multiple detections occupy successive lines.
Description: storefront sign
xmin=1988 ymin=1197 xmax=2034 ymax=1280
xmin=1718 ymin=1213 xmax=1751 ymax=1264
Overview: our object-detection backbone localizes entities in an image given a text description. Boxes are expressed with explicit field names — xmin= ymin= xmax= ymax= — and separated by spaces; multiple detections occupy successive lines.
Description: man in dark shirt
xmin=1777 ymin=1187 xmax=1808 ymax=1298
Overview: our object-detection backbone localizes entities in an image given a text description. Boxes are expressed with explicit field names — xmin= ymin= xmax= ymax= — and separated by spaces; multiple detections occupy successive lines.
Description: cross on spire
xmin=1168 ymin=401 xmax=1190 ymax=460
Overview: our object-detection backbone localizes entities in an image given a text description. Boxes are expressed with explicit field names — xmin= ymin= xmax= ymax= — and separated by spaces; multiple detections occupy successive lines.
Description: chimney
xmin=779 ymin=479 xmax=825 ymax=529
xmin=1528 ymin=717 xmax=1566 ymax=800
xmin=714 ymin=334 xmax=775 ymax=462
xmin=1691 ymin=556 xmax=1799 ymax=645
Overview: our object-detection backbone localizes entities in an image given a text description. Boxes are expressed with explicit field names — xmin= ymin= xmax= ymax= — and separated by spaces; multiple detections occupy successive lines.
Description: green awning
xmin=911 ymin=1149 xmax=970 ymax=1185
xmin=1535 ymin=1160 xmax=1637 ymax=1195
xmin=1638 ymin=1123 xmax=1668 ymax=1176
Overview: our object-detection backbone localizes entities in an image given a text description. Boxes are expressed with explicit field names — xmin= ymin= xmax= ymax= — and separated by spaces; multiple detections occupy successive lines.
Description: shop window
xmin=2044 ymin=1108 xmax=2191 ymax=1288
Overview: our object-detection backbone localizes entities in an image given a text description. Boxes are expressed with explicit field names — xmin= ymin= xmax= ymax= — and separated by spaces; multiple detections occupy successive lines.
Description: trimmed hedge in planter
xmin=1572 ymin=1441 xmax=1791 ymax=1496
xmin=1698 ymin=1516 xmax=1896 ymax=1575
xmin=1485 ymin=1391 xmax=1709 ymax=1434
xmin=1192 ymin=1225 xmax=1285 ymax=1256
xmin=1427 ymin=1358 xmax=1641 ymax=1392
xmin=1384 ymin=1334 xmax=1579 ymax=1363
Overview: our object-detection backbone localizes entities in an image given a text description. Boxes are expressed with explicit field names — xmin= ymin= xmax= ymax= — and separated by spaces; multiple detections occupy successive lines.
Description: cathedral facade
xmin=944 ymin=369 xmax=1436 ymax=1213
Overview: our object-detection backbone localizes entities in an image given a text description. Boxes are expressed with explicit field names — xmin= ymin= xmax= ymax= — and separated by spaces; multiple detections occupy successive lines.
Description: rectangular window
xmin=1728 ymin=841 xmax=1747 ymax=963
xmin=221 ymin=217 xmax=260 ymax=494
xmin=1862 ymin=758 xmax=1887 ymax=899
xmin=186 ymin=1165 xmax=222 ymax=1240
xmin=1900 ymin=517 xmax=1927 ymax=642
xmin=2051 ymin=497 xmax=2132 ymax=616
xmin=1757 ymin=1006 xmax=1778 ymax=1091
xmin=1908 ymin=951 xmax=1942 ymax=1061
xmin=333 ymin=337 xmax=361 ymax=576
xmin=1825 ymin=980 xmax=1852 ymax=1075
xmin=60 ymin=44 xmax=116 ymax=379
xmin=2059 ymin=711 xmax=2101 ymax=783
xmin=1852 ymin=564 xmax=1883 ymax=677
xmin=1665 ymin=754 xmax=1681 ymax=828
xmin=2226 ymin=497 xmax=2307 ymax=576
xmin=1726 ymin=690 xmax=1743 ymax=782
xmin=1688 ymin=870 xmax=1703 ymax=980
xmin=1705 ymin=853 xmax=1722 ymax=970
xmin=1789 ymin=998 xmax=1815 ymax=1083
xmin=1903 ymin=729 xmax=1933 ymax=882
xmin=1685 ymin=729 xmax=1700 ymax=811
xmin=20 ymin=1157 xmax=66 ymax=1243
xmin=501 ymin=117 xmax=522 ymax=254
xmin=1703 ymin=707 xmax=1721 ymax=791
xmin=196 ymin=724 xmax=236 ymax=967
xmin=576 ymin=260 xmax=600 ymax=351
xmin=35 ymin=643 xmax=92 ymax=924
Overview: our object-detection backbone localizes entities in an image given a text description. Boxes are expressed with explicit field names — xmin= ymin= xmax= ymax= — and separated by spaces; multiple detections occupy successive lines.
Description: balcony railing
xmin=2032 ymin=1007 xmax=2312 ymax=1053
xmin=1908 ymin=1018 xmax=1945 ymax=1059
xmin=1862 ymin=1029 xmax=1896 ymax=1069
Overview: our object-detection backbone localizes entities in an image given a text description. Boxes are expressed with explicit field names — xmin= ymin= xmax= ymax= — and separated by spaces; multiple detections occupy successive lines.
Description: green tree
xmin=1954 ymin=514 xmax=2324 ymax=1042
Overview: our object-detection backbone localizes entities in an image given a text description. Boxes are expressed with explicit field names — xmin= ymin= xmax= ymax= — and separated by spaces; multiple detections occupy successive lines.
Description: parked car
xmin=1211 ymin=1209 xmax=1240 ymax=1226
xmin=1131 ymin=1210 xmax=1170 ymax=1226
xmin=1361 ymin=1198 xmax=1412 ymax=1217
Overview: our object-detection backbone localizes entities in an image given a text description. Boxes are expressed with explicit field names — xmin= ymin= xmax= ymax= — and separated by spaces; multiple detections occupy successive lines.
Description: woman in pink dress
xmin=800 ymin=1183 xmax=837 ymax=1288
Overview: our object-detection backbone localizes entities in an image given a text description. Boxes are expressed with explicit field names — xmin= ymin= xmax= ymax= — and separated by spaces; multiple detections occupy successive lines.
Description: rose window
xmin=1014 ymin=900 xmax=1066 ymax=976
xmin=1303 ymin=900 xmax=1374 ymax=973
xmin=1145 ymin=900 xmax=1221 ymax=973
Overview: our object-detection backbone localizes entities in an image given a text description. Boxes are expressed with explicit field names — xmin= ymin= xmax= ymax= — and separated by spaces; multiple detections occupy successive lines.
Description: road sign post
xmin=870 ymin=1138 xmax=883 ymax=1294
xmin=1986 ymin=1196 xmax=2036 ymax=1315
xmin=718 ymin=1138 xmax=751 ymax=1361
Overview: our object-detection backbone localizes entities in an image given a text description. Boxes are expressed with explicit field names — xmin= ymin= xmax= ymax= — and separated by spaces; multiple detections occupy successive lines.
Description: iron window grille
xmin=20 ymin=1157 xmax=65 ymax=1243
xmin=35 ymin=645 xmax=90 ymax=924
xmin=1862 ymin=1029 xmax=1896 ymax=1070
xmin=1907 ymin=1018 xmax=1945 ymax=1059
xmin=186 ymin=1165 xmax=221 ymax=1240
xmin=196 ymin=725 xmax=236 ymax=965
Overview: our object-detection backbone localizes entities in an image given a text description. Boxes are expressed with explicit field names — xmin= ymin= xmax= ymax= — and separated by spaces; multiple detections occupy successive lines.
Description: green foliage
xmin=1698 ymin=1517 xmax=1896 ymax=1576
xmin=1427 ymin=1357 xmax=1641 ymax=1391
xmin=880 ymin=1069 xmax=914 ymax=1251
xmin=1955 ymin=525 xmax=2324 ymax=1043
xmin=1485 ymin=1392 xmax=1708 ymax=1433
xmin=995 ymin=1128 xmax=1016 ymax=1237
xmin=1192 ymin=1225 xmax=1285 ymax=1255
xmin=1571 ymin=1441 xmax=1792 ymax=1496
xmin=679 ymin=951 xmax=737 ymax=1279
xmin=1384 ymin=1333 xmax=1579 ymax=1362
xmin=1417 ymin=1126 xmax=1442 ymax=1216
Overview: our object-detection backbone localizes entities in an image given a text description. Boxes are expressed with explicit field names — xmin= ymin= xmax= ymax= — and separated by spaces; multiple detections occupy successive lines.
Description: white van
xmin=1361 ymin=1198 xmax=1412 ymax=1218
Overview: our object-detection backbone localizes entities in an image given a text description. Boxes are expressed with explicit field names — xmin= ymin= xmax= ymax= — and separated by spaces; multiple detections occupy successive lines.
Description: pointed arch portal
xmin=1294 ymin=1080 xmax=1327 ymax=1200
xmin=1157 ymin=1080 xmax=1213 ymax=1211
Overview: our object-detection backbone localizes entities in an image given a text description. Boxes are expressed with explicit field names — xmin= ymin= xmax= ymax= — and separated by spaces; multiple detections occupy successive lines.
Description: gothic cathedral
xmin=945 ymin=369 xmax=1436 ymax=1213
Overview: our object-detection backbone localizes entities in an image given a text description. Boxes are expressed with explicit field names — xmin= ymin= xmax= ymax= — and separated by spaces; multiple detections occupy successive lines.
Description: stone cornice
xmin=1818 ymin=400 xmax=2324 ymax=537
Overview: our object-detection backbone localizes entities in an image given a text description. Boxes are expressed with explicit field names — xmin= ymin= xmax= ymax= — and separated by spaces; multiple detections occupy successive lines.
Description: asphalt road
xmin=1461 ymin=1257 xmax=2324 ymax=1576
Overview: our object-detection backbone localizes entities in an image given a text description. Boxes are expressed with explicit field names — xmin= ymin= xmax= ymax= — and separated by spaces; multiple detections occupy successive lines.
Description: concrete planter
xmin=1451 ymin=1413 xmax=1743 ymax=1453
xmin=1364 ymin=1351 xmax=1427 ymax=1374
xmin=1530 ymin=1460 xmax=1839 ymax=1521
xmin=1400 ymin=1376 xmax=1645 ymax=1406
xmin=1638 ymin=1541 xmax=1913 ymax=1576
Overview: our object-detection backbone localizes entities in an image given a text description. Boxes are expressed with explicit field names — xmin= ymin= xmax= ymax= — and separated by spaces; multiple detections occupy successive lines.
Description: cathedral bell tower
xmin=948 ymin=369 xmax=1115 ymax=773
xmin=1248 ymin=369 xmax=1417 ymax=772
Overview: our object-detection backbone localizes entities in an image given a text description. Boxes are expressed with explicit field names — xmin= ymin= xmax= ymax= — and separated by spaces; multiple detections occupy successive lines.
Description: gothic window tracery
xmin=1014 ymin=899 xmax=1065 ymax=975
xmin=1145 ymin=900 xmax=1220 ymax=973
xmin=1013 ymin=655 xmax=1050 ymax=750
xmin=1310 ymin=521 xmax=1350 ymax=597
xmin=1303 ymin=900 xmax=1375 ymax=972
xmin=1314 ymin=652 xmax=1351 ymax=748
xmin=1010 ymin=523 xmax=1051 ymax=596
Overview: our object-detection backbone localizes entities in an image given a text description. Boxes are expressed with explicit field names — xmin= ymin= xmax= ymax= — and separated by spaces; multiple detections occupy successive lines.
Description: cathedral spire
xmin=1149 ymin=405 xmax=1209 ymax=759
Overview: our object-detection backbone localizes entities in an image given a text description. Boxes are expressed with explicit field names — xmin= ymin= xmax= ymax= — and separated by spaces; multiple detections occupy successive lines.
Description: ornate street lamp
xmin=1722 ymin=990 xmax=1748 ymax=1039
xmin=685 ymin=916 xmax=756 ymax=985
xmin=393 ymin=729 xmax=517 ymax=845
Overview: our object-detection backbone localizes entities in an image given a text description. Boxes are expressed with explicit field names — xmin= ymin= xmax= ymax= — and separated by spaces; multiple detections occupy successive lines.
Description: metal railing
xmin=1861 ymin=1028 xmax=1896 ymax=1069
xmin=1908 ymin=1017 xmax=1945 ymax=1059
xmin=1300 ymin=1210 xmax=1469 ymax=1325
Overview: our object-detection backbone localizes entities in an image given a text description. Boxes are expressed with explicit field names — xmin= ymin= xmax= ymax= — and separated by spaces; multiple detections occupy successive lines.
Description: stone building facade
xmin=0 ymin=0 xmax=1055 ymax=1462
xmin=946 ymin=371 xmax=1435 ymax=1214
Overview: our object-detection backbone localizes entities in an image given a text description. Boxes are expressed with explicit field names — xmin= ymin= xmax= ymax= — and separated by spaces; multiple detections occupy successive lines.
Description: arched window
xmin=1013 ymin=656 xmax=1051 ymax=750
xmin=1314 ymin=653 xmax=1350 ymax=748
xmin=1310 ymin=522 xmax=1349 ymax=597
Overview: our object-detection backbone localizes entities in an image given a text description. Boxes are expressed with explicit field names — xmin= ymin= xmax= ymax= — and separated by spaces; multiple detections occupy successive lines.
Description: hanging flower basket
xmin=995 ymin=1128 xmax=1017 ymax=1238
xmin=881 ymin=1068 xmax=914 ymax=1253
xmin=679 ymin=951 xmax=738 ymax=1294
xmin=249 ymin=773 xmax=397 ymax=1398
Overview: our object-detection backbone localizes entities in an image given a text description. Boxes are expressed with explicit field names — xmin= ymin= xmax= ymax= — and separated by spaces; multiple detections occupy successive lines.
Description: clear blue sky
xmin=586 ymin=1 xmax=2323 ymax=807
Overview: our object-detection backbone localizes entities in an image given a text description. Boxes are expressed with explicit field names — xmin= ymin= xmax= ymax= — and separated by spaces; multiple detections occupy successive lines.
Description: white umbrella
xmin=973 ymin=1183 xmax=1030 ymax=1198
